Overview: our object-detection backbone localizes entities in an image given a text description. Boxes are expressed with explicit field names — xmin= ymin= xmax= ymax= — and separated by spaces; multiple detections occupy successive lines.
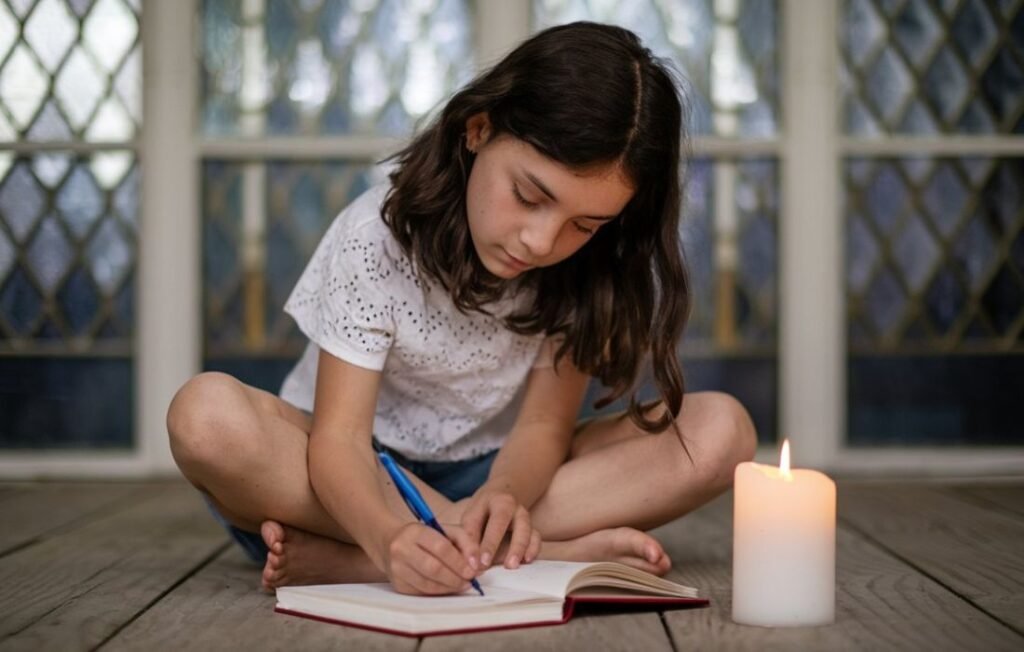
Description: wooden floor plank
xmin=0 ymin=482 xmax=157 ymax=556
xmin=955 ymin=485 xmax=1024 ymax=519
xmin=0 ymin=483 xmax=227 ymax=651
xmin=658 ymin=490 xmax=1024 ymax=651
xmin=839 ymin=484 xmax=1024 ymax=635
xmin=421 ymin=611 xmax=672 ymax=652
xmin=104 ymin=546 xmax=415 ymax=652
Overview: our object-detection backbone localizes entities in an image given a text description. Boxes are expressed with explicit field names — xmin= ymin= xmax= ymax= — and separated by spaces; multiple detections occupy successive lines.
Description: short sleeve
xmin=284 ymin=218 xmax=396 ymax=371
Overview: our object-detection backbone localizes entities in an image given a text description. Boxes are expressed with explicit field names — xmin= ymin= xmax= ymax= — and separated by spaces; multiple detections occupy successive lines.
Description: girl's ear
xmin=464 ymin=112 xmax=492 ymax=152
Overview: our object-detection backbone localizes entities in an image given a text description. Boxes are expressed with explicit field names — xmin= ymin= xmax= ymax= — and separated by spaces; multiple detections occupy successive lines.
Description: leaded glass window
xmin=842 ymin=0 xmax=1024 ymax=445
xmin=841 ymin=0 xmax=1024 ymax=135
xmin=845 ymin=156 xmax=1024 ymax=445
xmin=0 ymin=0 xmax=140 ymax=449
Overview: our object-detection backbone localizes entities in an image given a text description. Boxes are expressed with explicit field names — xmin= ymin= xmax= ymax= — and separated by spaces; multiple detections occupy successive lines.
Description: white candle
xmin=732 ymin=440 xmax=836 ymax=626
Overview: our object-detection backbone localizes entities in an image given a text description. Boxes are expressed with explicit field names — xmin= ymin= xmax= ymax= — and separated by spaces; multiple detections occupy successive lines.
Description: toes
xmin=260 ymin=520 xmax=286 ymax=553
xmin=262 ymin=552 xmax=286 ymax=590
xmin=613 ymin=527 xmax=658 ymax=559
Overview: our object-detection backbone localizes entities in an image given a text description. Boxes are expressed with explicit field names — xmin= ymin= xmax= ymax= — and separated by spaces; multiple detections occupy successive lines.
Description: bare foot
xmin=259 ymin=520 xmax=385 ymax=591
xmin=539 ymin=527 xmax=672 ymax=576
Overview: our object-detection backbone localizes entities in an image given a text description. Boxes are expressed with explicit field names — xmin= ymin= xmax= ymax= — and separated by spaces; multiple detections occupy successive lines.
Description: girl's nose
xmin=519 ymin=215 xmax=560 ymax=259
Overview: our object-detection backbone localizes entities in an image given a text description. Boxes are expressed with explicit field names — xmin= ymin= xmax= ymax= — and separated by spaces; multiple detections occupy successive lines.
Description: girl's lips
xmin=503 ymin=249 xmax=532 ymax=270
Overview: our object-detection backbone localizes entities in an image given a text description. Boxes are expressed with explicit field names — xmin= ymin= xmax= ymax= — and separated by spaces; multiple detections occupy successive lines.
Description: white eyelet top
xmin=279 ymin=184 xmax=553 ymax=462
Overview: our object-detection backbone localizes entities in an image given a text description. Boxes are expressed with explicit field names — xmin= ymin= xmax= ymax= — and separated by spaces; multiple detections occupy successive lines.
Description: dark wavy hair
xmin=382 ymin=22 xmax=691 ymax=434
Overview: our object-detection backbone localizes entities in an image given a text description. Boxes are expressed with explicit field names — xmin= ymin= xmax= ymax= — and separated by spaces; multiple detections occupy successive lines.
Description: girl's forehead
xmin=500 ymin=136 xmax=634 ymax=215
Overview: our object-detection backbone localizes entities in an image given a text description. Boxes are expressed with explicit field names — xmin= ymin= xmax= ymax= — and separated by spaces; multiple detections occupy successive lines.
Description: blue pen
xmin=377 ymin=449 xmax=485 ymax=596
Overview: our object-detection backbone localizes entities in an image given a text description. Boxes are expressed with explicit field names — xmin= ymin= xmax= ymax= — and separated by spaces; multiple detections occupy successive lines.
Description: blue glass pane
xmin=849 ymin=356 xmax=1024 ymax=445
xmin=0 ymin=358 xmax=133 ymax=449
xmin=56 ymin=164 xmax=104 ymax=240
xmin=0 ymin=162 xmax=46 ymax=243
xmin=58 ymin=267 xmax=100 ymax=335
xmin=929 ymin=266 xmax=966 ymax=333
xmin=1 ymin=266 xmax=42 ymax=334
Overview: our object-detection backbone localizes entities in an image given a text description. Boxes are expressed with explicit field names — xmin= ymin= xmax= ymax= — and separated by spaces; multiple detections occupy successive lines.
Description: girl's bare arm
xmin=307 ymin=349 xmax=478 ymax=594
xmin=486 ymin=355 xmax=590 ymax=508
xmin=454 ymin=350 xmax=590 ymax=566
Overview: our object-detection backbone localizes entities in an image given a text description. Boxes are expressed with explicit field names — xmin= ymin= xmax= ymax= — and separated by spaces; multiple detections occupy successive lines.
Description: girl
xmin=168 ymin=22 xmax=756 ymax=596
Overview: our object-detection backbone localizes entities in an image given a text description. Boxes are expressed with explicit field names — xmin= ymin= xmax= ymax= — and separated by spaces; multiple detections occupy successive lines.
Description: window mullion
xmin=139 ymin=0 xmax=200 ymax=474
xmin=474 ymin=1 xmax=531 ymax=72
xmin=779 ymin=0 xmax=843 ymax=468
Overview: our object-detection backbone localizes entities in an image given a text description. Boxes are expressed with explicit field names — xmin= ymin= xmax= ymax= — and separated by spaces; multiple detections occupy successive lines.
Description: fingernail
xmin=508 ymin=555 xmax=519 ymax=568
xmin=481 ymin=552 xmax=491 ymax=567
xmin=469 ymin=555 xmax=479 ymax=570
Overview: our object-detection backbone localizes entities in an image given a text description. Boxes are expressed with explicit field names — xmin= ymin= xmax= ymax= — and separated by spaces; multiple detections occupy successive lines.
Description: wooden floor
xmin=1 ymin=479 xmax=1022 ymax=651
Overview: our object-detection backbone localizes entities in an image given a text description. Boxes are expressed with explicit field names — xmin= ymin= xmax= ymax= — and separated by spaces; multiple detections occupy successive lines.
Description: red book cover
xmin=275 ymin=590 xmax=709 ymax=637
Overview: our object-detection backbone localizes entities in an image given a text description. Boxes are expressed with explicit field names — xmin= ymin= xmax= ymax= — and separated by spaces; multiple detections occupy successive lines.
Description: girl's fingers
xmin=446 ymin=525 xmax=482 ymax=572
xmin=525 ymin=528 xmax=542 ymax=563
xmin=417 ymin=528 xmax=477 ymax=581
xmin=460 ymin=501 xmax=486 ymax=542
xmin=480 ymin=511 xmax=512 ymax=567
xmin=393 ymin=558 xmax=469 ymax=595
xmin=503 ymin=508 xmax=532 ymax=568
xmin=479 ymin=494 xmax=516 ymax=565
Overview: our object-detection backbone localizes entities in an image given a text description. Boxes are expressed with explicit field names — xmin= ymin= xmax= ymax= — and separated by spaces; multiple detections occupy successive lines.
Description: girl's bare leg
xmin=529 ymin=391 xmax=757 ymax=542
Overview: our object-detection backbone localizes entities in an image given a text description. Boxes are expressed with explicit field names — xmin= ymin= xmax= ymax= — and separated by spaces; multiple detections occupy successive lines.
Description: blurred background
xmin=0 ymin=0 xmax=1021 ymax=478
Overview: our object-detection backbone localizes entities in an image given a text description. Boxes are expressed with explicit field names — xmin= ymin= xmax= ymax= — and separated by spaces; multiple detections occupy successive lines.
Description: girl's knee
xmin=167 ymin=371 xmax=246 ymax=469
xmin=677 ymin=391 xmax=757 ymax=486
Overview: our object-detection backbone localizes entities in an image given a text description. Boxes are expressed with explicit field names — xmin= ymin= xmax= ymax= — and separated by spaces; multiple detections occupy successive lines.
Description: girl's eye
xmin=512 ymin=184 xmax=539 ymax=209
xmin=573 ymin=222 xmax=596 ymax=235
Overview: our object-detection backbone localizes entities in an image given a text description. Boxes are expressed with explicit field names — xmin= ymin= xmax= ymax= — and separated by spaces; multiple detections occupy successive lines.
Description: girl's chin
xmin=476 ymin=250 xmax=525 ymax=279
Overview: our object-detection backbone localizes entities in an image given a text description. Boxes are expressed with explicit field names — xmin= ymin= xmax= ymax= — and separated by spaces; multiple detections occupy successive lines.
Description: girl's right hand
xmin=383 ymin=522 xmax=480 ymax=595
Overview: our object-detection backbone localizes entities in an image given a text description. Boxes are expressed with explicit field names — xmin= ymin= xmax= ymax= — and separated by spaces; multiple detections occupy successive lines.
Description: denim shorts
xmin=204 ymin=443 xmax=499 ymax=564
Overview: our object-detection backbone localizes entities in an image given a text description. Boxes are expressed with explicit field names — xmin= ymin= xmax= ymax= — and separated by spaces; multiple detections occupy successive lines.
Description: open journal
xmin=274 ymin=560 xmax=707 ymax=637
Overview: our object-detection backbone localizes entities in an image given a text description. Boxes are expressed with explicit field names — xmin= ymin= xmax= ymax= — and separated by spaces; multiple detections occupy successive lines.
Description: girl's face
xmin=463 ymin=114 xmax=634 ymax=279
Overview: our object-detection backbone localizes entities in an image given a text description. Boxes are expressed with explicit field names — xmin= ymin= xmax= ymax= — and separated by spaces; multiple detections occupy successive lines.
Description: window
xmin=0 ymin=0 xmax=141 ymax=450
xmin=3 ymin=0 xmax=1021 ymax=476
xmin=840 ymin=0 xmax=1024 ymax=446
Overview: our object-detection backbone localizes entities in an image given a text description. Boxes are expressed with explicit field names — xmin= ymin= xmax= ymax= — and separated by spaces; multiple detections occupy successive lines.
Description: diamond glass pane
xmin=533 ymin=0 xmax=780 ymax=137
xmin=846 ymin=157 xmax=1024 ymax=446
xmin=200 ymin=0 xmax=474 ymax=137
xmin=841 ymin=0 xmax=1024 ymax=135
xmin=0 ymin=0 xmax=140 ymax=142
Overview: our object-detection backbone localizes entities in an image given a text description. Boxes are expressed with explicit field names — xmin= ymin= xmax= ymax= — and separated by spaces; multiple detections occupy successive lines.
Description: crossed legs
xmin=167 ymin=372 xmax=756 ymax=589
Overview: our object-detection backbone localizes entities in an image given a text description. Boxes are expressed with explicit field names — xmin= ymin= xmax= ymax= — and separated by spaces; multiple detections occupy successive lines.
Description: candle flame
xmin=780 ymin=439 xmax=792 ymax=478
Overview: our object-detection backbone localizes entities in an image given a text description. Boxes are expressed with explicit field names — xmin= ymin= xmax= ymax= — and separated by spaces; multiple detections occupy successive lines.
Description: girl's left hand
xmin=460 ymin=490 xmax=541 ymax=569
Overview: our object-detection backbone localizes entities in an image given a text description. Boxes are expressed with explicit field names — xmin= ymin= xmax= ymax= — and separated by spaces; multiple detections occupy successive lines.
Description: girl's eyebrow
xmin=522 ymin=170 xmax=619 ymax=221
xmin=523 ymin=171 xmax=558 ymax=201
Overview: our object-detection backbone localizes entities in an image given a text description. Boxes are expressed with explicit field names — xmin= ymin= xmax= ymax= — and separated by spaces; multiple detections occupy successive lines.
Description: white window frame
xmin=2 ymin=0 xmax=1022 ymax=478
